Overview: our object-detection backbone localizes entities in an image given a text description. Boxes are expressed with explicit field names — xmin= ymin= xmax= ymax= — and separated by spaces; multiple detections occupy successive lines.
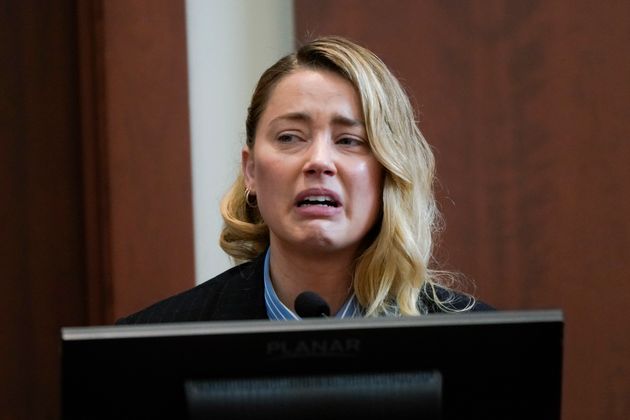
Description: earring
xmin=245 ymin=187 xmax=257 ymax=208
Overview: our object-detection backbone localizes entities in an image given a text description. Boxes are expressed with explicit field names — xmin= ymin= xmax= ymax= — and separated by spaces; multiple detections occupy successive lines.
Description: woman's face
xmin=243 ymin=68 xmax=384 ymax=256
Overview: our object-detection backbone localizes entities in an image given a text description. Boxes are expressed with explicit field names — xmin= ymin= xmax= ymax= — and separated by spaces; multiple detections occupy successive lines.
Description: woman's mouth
xmin=296 ymin=195 xmax=340 ymax=208
xmin=294 ymin=189 xmax=343 ymax=217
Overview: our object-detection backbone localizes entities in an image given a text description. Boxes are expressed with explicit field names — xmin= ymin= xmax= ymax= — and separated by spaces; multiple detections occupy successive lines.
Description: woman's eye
xmin=337 ymin=137 xmax=364 ymax=146
xmin=277 ymin=133 xmax=299 ymax=143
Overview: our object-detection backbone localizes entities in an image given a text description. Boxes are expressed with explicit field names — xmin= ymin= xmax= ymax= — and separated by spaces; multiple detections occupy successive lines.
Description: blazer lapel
xmin=211 ymin=253 xmax=268 ymax=320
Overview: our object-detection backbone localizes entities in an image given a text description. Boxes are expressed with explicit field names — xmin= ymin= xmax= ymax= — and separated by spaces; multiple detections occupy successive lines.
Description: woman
xmin=118 ymin=36 xmax=491 ymax=325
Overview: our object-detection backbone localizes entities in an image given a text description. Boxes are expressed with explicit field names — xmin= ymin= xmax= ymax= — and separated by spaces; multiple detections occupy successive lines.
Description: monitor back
xmin=61 ymin=310 xmax=563 ymax=420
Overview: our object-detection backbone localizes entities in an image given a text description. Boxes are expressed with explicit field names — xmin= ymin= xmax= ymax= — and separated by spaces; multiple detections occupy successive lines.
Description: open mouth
xmin=296 ymin=195 xmax=340 ymax=208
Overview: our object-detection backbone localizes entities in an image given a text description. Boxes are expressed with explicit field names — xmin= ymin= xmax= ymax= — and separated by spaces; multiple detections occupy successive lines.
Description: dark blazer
xmin=116 ymin=253 xmax=492 ymax=325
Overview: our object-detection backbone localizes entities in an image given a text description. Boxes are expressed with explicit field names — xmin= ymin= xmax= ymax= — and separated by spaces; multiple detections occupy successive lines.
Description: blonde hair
xmin=220 ymin=36 xmax=472 ymax=316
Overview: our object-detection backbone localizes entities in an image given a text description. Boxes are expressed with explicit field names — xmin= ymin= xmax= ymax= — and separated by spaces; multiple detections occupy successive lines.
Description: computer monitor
xmin=60 ymin=310 xmax=563 ymax=420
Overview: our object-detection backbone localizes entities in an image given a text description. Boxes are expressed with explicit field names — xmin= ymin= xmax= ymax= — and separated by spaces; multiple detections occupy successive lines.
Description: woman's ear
xmin=242 ymin=146 xmax=255 ymax=190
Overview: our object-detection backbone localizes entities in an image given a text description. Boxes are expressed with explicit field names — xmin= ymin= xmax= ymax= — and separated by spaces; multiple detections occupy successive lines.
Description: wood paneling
xmin=1 ymin=0 xmax=194 ymax=418
xmin=295 ymin=1 xmax=630 ymax=419
xmin=78 ymin=0 xmax=195 ymax=322
xmin=0 ymin=1 xmax=86 ymax=418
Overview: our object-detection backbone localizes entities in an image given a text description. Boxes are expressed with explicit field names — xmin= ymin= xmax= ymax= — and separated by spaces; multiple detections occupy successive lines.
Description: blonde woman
xmin=118 ymin=36 xmax=491 ymax=324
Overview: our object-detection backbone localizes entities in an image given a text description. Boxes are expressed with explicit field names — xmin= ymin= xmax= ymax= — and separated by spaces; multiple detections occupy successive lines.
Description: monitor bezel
xmin=61 ymin=310 xmax=563 ymax=420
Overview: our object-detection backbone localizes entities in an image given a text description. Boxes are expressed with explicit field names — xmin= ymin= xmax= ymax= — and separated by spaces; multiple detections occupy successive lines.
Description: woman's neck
xmin=268 ymin=241 xmax=356 ymax=315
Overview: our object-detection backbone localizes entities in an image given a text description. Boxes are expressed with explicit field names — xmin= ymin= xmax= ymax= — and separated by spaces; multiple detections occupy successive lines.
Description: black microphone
xmin=294 ymin=291 xmax=330 ymax=318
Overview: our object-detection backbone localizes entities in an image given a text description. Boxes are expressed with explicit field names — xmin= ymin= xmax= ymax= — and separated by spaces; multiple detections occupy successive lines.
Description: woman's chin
xmin=286 ymin=232 xmax=359 ymax=256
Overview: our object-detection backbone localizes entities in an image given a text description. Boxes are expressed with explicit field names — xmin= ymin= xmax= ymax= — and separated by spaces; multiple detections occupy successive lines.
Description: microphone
xmin=294 ymin=291 xmax=330 ymax=318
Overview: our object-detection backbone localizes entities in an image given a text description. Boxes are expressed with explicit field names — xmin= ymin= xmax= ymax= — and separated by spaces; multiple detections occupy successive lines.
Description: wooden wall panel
xmin=1 ymin=0 xmax=194 ymax=418
xmin=0 ymin=1 xmax=86 ymax=418
xmin=295 ymin=1 xmax=630 ymax=419
xmin=79 ymin=0 xmax=195 ymax=322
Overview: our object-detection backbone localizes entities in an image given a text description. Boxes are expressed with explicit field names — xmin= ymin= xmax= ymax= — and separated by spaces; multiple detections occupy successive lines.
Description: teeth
xmin=298 ymin=195 xmax=338 ymax=207
xmin=304 ymin=196 xmax=332 ymax=202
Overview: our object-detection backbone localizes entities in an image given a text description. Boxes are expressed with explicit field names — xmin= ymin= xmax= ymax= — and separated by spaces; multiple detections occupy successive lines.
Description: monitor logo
xmin=266 ymin=338 xmax=361 ymax=359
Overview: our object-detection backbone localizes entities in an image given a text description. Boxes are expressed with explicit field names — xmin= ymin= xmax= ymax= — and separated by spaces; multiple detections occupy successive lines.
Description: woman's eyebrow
xmin=331 ymin=115 xmax=365 ymax=128
xmin=269 ymin=112 xmax=311 ymax=126
xmin=269 ymin=112 xmax=364 ymax=128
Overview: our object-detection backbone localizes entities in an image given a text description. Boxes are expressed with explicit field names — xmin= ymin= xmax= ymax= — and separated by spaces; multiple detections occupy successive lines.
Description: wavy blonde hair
xmin=220 ymin=36 xmax=471 ymax=316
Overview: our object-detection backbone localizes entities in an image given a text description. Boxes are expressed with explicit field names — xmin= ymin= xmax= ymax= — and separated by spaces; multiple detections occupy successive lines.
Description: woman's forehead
xmin=259 ymin=69 xmax=363 ymax=125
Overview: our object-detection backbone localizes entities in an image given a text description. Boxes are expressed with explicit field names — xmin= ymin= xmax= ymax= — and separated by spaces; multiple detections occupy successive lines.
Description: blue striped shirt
xmin=263 ymin=249 xmax=363 ymax=320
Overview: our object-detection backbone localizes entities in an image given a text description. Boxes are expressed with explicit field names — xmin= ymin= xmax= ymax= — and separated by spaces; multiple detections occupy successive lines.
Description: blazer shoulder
xmin=422 ymin=284 xmax=494 ymax=313
xmin=115 ymin=259 xmax=261 ymax=325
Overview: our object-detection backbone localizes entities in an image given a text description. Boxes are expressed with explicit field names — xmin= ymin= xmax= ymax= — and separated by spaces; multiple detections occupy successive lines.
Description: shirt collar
xmin=263 ymin=249 xmax=363 ymax=320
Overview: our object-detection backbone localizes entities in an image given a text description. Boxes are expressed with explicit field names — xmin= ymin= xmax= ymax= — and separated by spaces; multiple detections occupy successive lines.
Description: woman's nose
xmin=303 ymin=137 xmax=337 ymax=176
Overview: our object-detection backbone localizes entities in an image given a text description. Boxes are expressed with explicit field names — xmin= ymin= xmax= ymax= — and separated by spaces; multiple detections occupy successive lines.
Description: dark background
xmin=2 ymin=1 xmax=628 ymax=418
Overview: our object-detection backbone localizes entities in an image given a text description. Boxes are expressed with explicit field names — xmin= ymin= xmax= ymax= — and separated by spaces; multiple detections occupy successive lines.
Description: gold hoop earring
xmin=245 ymin=187 xmax=257 ymax=208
